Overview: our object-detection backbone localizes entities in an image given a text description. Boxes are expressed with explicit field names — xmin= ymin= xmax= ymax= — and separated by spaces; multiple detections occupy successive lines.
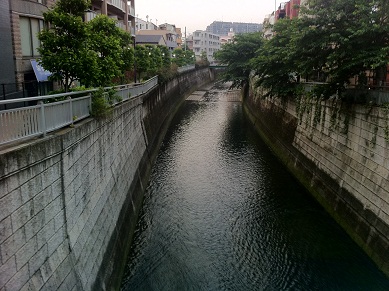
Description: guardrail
xmin=0 ymin=76 xmax=158 ymax=146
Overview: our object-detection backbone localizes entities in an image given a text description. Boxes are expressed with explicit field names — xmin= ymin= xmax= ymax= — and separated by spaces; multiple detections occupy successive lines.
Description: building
xmin=1 ymin=0 xmax=57 ymax=101
xmin=159 ymin=23 xmax=182 ymax=49
xmin=135 ymin=17 xmax=158 ymax=31
xmin=275 ymin=0 xmax=301 ymax=21
xmin=262 ymin=13 xmax=276 ymax=39
xmin=206 ymin=21 xmax=262 ymax=36
xmin=1 ymin=0 xmax=135 ymax=103
xmin=135 ymin=35 xmax=167 ymax=47
xmin=263 ymin=0 xmax=301 ymax=39
xmin=192 ymin=30 xmax=221 ymax=64
xmin=220 ymin=29 xmax=235 ymax=46
xmin=89 ymin=0 xmax=136 ymax=33
xmin=136 ymin=30 xmax=178 ymax=51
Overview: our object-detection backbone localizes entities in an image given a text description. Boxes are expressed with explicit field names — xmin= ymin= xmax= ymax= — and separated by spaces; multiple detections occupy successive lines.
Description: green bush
xmin=90 ymin=87 xmax=122 ymax=119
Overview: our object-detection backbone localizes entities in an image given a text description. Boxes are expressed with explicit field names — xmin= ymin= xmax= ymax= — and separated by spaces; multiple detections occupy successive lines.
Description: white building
xmin=135 ymin=17 xmax=157 ymax=31
xmin=192 ymin=30 xmax=221 ymax=64
xmin=262 ymin=14 xmax=275 ymax=39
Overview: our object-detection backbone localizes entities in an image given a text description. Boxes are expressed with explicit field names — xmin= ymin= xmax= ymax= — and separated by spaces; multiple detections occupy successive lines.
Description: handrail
xmin=0 ymin=76 xmax=158 ymax=146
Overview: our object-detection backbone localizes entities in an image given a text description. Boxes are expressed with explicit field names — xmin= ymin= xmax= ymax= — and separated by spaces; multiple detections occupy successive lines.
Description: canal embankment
xmin=0 ymin=67 xmax=213 ymax=290
xmin=243 ymin=82 xmax=389 ymax=277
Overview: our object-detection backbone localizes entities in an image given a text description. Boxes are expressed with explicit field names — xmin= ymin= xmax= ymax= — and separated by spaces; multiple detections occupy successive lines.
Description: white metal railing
xmin=0 ymin=76 xmax=158 ymax=146
xmin=109 ymin=0 xmax=126 ymax=11
xmin=129 ymin=5 xmax=135 ymax=17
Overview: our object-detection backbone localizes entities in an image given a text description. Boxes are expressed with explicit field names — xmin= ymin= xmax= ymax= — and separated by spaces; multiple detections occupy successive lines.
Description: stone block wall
xmin=0 ymin=68 xmax=213 ymax=290
xmin=244 ymin=87 xmax=389 ymax=277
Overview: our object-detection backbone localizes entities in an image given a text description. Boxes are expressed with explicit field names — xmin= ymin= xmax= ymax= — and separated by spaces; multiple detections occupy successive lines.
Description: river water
xmin=121 ymin=82 xmax=389 ymax=290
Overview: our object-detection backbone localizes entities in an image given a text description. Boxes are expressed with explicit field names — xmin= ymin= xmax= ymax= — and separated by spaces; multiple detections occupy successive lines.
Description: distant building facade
xmin=135 ymin=17 xmax=158 ymax=31
xmin=263 ymin=0 xmax=301 ymax=39
xmin=136 ymin=30 xmax=177 ymax=51
xmin=134 ymin=21 xmax=182 ymax=51
xmin=192 ymin=30 xmax=221 ymax=64
xmin=206 ymin=21 xmax=262 ymax=36
xmin=220 ymin=29 xmax=235 ymax=46
xmin=275 ymin=0 xmax=301 ymax=21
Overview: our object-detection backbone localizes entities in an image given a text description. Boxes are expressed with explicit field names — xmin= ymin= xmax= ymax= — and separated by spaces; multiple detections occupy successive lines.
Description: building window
xmin=20 ymin=16 xmax=44 ymax=57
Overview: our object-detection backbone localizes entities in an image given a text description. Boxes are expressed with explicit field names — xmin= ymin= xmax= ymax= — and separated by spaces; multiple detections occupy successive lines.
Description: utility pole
xmin=184 ymin=27 xmax=186 ymax=51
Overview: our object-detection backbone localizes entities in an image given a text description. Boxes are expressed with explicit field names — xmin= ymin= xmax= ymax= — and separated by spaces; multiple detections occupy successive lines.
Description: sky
xmin=134 ymin=0 xmax=278 ymax=34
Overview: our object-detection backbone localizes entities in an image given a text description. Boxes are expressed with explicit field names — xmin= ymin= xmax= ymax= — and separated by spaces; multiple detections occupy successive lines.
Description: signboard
xmin=30 ymin=59 xmax=52 ymax=82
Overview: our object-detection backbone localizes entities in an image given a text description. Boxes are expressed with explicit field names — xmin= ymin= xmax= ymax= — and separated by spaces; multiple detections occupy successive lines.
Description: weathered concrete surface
xmin=243 ymin=84 xmax=389 ymax=277
xmin=0 ymin=68 xmax=213 ymax=291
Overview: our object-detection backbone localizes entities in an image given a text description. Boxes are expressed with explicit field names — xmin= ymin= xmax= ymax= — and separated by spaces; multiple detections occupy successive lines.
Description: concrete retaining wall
xmin=0 ymin=68 xmax=212 ymax=290
xmin=243 ymin=84 xmax=389 ymax=277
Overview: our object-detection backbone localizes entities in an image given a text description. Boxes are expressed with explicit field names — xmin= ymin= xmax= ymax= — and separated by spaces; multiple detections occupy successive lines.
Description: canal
xmin=121 ymin=82 xmax=389 ymax=290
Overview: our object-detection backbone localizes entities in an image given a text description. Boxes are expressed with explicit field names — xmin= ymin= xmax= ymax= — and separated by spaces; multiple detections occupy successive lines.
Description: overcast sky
xmin=135 ymin=0 xmax=278 ymax=34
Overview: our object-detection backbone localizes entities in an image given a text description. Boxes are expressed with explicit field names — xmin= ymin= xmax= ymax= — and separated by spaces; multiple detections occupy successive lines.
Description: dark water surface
xmin=121 ymin=82 xmax=389 ymax=290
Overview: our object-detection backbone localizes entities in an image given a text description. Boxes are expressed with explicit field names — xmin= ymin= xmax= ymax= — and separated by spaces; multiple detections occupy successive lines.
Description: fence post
xmin=38 ymin=101 xmax=46 ymax=137
xmin=67 ymin=96 xmax=73 ymax=126
xmin=89 ymin=93 xmax=92 ymax=114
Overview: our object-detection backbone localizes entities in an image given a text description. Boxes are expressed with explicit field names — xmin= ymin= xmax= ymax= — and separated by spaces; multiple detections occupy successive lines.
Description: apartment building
xmin=135 ymin=22 xmax=182 ymax=52
xmin=89 ymin=0 xmax=136 ymax=33
xmin=192 ymin=30 xmax=221 ymax=64
xmin=135 ymin=17 xmax=158 ymax=31
xmin=1 ymin=0 xmax=135 ymax=102
xmin=263 ymin=0 xmax=301 ymax=39
xmin=206 ymin=21 xmax=262 ymax=36
xmin=136 ymin=30 xmax=178 ymax=51
xmin=275 ymin=0 xmax=301 ymax=21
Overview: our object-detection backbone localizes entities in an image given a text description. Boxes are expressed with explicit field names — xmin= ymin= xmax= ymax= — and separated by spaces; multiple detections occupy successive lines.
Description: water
xmin=121 ymin=82 xmax=389 ymax=290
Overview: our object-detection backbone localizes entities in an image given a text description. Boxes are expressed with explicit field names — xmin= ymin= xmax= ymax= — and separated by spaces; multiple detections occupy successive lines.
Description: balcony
xmin=129 ymin=5 xmax=135 ymax=17
xmin=108 ymin=0 xmax=126 ymax=12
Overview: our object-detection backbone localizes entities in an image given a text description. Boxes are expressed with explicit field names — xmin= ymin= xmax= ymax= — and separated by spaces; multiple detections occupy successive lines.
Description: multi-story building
xmin=220 ymin=29 xmax=235 ymax=46
xmin=275 ymin=0 xmax=301 ymax=21
xmin=135 ymin=22 xmax=183 ymax=52
xmin=206 ymin=21 xmax=262 ymax=36
xmin=135 ymin=17 xmax=158 ymax=31
xmin=89 ymin=0 xmax=136 ymax=33
xmin=1 ymin=0 xmax=135 ymax=104
xmin=192 ymin=30 xmax=221 ymax=64
xmin=262 ymin=14 xmax=276 ymax=39
xmin=159 ymin=23 xmax=182 ymax=49
xmin=263 ymin=0 xmax=301 ymax=39
xmin=136 ymin=29 xmax=178 ymax=52
xmin=1 ymin=0 xmax=56 ymax=101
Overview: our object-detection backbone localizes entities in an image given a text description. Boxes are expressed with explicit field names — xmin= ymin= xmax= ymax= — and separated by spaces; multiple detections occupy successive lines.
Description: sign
xmin=30 ymin=59 xmax=52 ymax=82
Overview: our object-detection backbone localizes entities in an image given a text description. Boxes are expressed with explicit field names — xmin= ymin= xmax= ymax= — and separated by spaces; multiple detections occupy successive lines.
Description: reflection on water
xmin=121 ymin=82 xmax=389 ymax=290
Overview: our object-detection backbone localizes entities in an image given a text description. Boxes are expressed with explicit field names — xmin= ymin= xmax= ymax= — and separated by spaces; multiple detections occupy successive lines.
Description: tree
xmin=184 ymin=50 xmax=196 ymax=65
xmin=250 ymin=0 xmax=389 ymax=98
xmin=145 ymin=45 xmax=163 ymax=77
xmin=38 ymin=0 xmax=93 ymax=92
xmin=172 ymin=48 xmax=187 ymax=67
xmin=87 ymin=15 xmax=130 ymax=87
xmin=296 ymin=0 xmax=389 ymax=94
xmin=214 ymin=32 xmax=263 ymax=88
xmin=119 ymin=35 xmax=135 ymax=83
xmin=251 ymin=19 xmax=300 ymax=97
xmin=158 ymin=45 xmax=171 ymax=67
xmin=135 ymin=46 xmax=151 ymax=81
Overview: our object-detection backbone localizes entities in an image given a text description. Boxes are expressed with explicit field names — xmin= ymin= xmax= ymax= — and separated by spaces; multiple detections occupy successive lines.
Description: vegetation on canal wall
xmin=243 ymin=82 xmax=389 ymax=278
